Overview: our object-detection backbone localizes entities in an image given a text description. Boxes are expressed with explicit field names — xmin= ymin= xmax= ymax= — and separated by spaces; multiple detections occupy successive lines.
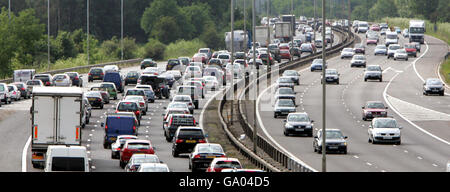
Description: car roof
xmin=126 ymin=140 xmax=151 ymax=144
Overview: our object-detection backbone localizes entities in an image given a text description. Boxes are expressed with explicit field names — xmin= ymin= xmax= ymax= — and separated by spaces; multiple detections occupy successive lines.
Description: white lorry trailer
xmin=30 ymin=86 xmax=83 ymax=168
xmin=255 ymin=26 xmax=270 ymax=47
xmin=275 ymin=22 xmax=292 ymax=42
xmin=409 ymin=20 xmax=425 ymax=44
xmin=225 ymin=30 xmax=247 ymax=52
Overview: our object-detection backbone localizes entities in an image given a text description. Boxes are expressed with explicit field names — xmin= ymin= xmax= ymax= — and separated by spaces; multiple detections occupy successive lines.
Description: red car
xmin=120 ymin=140 xmax=155 ymax=168
xmin=370 ymin=24 xmax=380 ymax=31
xmin=206 ymin=158 xmax=242 ymax=172
xmin=279 ymin=49 xmax=291 ymax=60
xmin=362 ymin=101 xmax=388 ymax=121
xmin=192 ymin=53 xmax=208 ymax=64
xmin=404 ymin=43 xmax=417 ymax=57
xmin=366 ymin=38 xmax=378 ymax=45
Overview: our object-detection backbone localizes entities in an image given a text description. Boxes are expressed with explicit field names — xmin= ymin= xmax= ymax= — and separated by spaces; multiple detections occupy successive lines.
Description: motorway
xmin=244 ymin=30 xmax=450 ymax=172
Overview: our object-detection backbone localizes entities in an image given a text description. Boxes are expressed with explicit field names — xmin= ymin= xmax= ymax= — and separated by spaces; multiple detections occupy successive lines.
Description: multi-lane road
xmin=243 ymin=31 xmax=449 ymax=172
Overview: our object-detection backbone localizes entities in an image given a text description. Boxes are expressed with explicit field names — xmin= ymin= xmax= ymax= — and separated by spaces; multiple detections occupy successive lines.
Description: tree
xmin=369 ymin=0 xmax=399 ymax=21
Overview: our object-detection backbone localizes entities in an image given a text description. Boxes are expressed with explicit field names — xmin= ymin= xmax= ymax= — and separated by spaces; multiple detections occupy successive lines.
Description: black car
xmin=138 ymin=74 xmax=170 ymax=99
xmin=313 ymin=129 xmax=348 ymax=154
xmin=125 ymin=71 xmax=140 ymax=85
xmin=172 ymin=127 xmax=206 ymax=157
xmin=33 ymin=74 xmax=53 ymax=86
xmin=189 ymin=143 xmax=225 ymax=172
xmin=88 ymin=67 xmax=105 ymax=82
xmin=354 ymin=44 xmax=366 ymax=54
xmin=163 ymin=114 xmax=198 ymax=142
xmin=166 ymin=59 xmax=182 ymax=71
xmin=140 ymin=59 xmax=157 ymax=70
xmin=290 ymin=47 xmax=302 ymax=57
xmin=85 ymin=91 xmax=104 ymax=109
xmin=65 ymin=72 xmax=83 ymax=87
xmin=423 ymin=78 xmax=445 ymax=96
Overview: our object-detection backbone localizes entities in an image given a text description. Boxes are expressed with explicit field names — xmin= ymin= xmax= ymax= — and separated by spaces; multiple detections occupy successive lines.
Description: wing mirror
xmin=344 ymin=136 xmax=348 ymax=139
xmin=399 ymin=126 xmax=403 ymax=129
xmin=283 ymin=120 xmax=287 ymax=122
xmin=313 ymin=136 xmax=318 ymax=139
xmin=362 ymin=107 xmax=365 ymax=109
xmin=163 ymin=107 xmax=167 ymax=109
xmin=101 ymin=122 xmax=104 ymax=127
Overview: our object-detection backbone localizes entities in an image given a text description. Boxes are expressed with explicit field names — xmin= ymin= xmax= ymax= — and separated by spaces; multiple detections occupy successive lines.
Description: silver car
xmin=364 ymin=65 xmax=383 ymax=82
xmin=52 ymin=74 xmax=72 ymax=87
xmin=340 ymin=48 xmax=355 ymax=59
xmin=350 ymin=55 xmax=366 ymax=68
xmin=368 ymin=117 xmax=402 ymax=145
xmin=273 ymin=99 xmax=297 ymax=118
xmin=394 ymin=49 xmax=408 ymax=61
xmin=171 ymin=95 xmax=194 ymax=114
xmin=7 ymin=84 xmax=21 ymax=101
xmin=374 ymin=45 xmax=387 ymax=56
xmin=323 ymin=69 xmax=340 ymax=84
xmin=276 ymin=77 xmax=295 ymax=89
xmin=283 ymin=112 xmax=314 ymax=136
xmin=282 ymin=70 xmax=300 ymax=85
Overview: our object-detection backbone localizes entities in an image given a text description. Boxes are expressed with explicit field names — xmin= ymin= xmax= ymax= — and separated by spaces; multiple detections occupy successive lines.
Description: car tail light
xmin=115 ymin=148 xmax=121 ymax=151
xmin=21 ymin=88 xmax=25 ymax=91
xmin=76 ymin=127 xmax=80 ymax=140
xmin=88 ymin=73 xmax=91 ymax=76
xmin=34 ymin=126 xmax=38 ymax=139
xmin=140 ymin=103 xmax=144 ymax=107
xmin=133 ymin=126 xmax=136 ymax=133
xmin=194 ymin=154 xmax=201 ymax=159
xmin=45 ymin=82 xmax=50 ymax=86
xmin=105 ymin=124 xmax=108 ymax=131
xmin=101 ymin=73 xmax=104 ymax=76
xmin=176 ymin=139 xmax=184 ymax=143
xmin=74 ymin=76 xmax=79 ymax=80
xmin=97 ymin=98 xmax=102 ymax=102
xmin=136 ymin=111 xmax=140 ymax=115
xmin=198 ymin=139 xmax=206 ymax=143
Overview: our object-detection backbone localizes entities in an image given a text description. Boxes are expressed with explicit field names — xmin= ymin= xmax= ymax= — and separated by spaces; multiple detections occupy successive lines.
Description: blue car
xmin=103 ymin=72 xmax=124 ymax=93
xmin=310 ymin=59 xmax=326 ymax=72
xmin=102 ymin=113 xmax=138 ymax=149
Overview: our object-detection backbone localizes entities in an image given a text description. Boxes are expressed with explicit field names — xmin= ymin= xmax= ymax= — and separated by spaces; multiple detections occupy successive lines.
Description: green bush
xmin=140 ymin=38 xmax=166 ymax=61
xmin=163 ymin=39 xmax=206 ymax=60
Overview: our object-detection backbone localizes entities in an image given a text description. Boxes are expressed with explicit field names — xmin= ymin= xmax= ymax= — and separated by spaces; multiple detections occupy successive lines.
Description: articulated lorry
xmin=275 ymin=22 xmax=292 ymax=42
xmin=409 ymin=20 xmax=425 ymax=44
xmin=30 ymin=87 xmax=83 ymax=168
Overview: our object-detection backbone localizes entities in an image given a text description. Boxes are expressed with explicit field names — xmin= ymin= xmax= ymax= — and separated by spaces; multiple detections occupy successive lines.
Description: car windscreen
xmin=174 ymin=96 xmax=191 ymax=102
xmin=127 ymin=72 xmax=139 ymax=77
xmin=376 ymin=45 xmax=386 ymax=49
xmin=168 ymin=60 xmax=179 ymax=65
xmin=278 ymin=78 xmax=293 ymax=83
xmin=325 ymin=131 xmax=344 ymax=139
xmin=426 ymin=79 xmax=442 ymax=85
xmin=127 ymin=143 xmax=150 ymax=150
xmin=127 ymin=90 xmax=144 ymax=96
xmin=374 ymin=119 xmax=398 ymax=128
xmin=218 ymin=55 xmax=230 ymax=59
xmin=326 ymin=70 xmax=337 ymax=75
xmin=35 ymin=76 xmax=49 ymax=81
xmin=283 ymin=71 xmax=297 ymax=76
xmin=27 ymin=81 xmax=41 ymax=85
xmin=172 ymin=116 xmax=195 ymax=125
xmin=287 ymin=114 xmax=310 ymax=122
xmin=367 ymin=102 xmax=385 ymax=109
xmin=367 ymin=66 xmax=381 ymax=71
xmin=118 ymin=102 xmax=138 ymax=111
xmin=197 ymin=145 xmax=224 ymax=153
xmin=90 ymin=68 xmax=103 ymax=73
xmin=387 ymin=34 xmax=397 ymax=39
xmin=178 ymin=87 xmax=196 ymax=95
xmin=178 ymin=129 xmax=204 ymax=138
xmin=53 ymin=75 xmax=66 ymax=80
xmin=278 ymin=88 xmax=294 ymax=95
xmin=140 ymin=167 xmax=168 ymax=172
xmin=277 ymin=99 xmax=294 ymax=107
xmin=214 ymin=161 xmax=242 ymax=169
xmin=343 ymin=48 xmax=353 ymax=52
xmin=51 ymin=157 xmax=85 ymax=172
xmin=354 ymin=56 xmax=365 ymax=60
xmin=133 ymin=156 xmax=159 ymax=164
xmin=85 ymin=92 xmax=101 ymax=97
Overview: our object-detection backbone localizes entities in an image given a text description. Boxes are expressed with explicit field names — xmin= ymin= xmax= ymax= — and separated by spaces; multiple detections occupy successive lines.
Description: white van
xmin=385 ymin=31 xmax=398 ymax=46
xmin=44 ymin=145 xmax=90 ymax=172
xmin=13 ymin=69 xmax=35 ymax=83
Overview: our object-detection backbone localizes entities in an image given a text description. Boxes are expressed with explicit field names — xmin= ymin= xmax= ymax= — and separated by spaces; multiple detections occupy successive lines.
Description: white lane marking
xmin=366 ymin=162 xmax=372 ymax=166
xmin=432 ymin=163 xmax=438 ymax=167
xmin=417 ymin=156 xmax=423 ymax=160
xmin=383 ymin=51 xmax=450 ymax=146
xmin=386 ymin=95 xmax=450 ymax=121
xmin=22 ymin=136 xmax=32 ymax=172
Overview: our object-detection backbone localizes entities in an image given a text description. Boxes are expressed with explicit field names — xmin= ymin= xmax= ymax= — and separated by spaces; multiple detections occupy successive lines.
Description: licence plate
xmin=383 ymin=136 xmax=392 ymax=140
xmin=281 ymin=112 xmax=289 ymax=114
xmin=186 ymin=140 xmax=196 ymax=143
xmin=206 ymin=156 xmax=216 ymax=159
xmin=88 ymin=98 xmax=95 ymax=101
xmin=295 ymin=128 xmax=304 ymax=131
xmin=329 ymin=146 xmax=338 ymax=149
xmin=432 ymin=90 xmax=438 ymax=92
xmin=110 ymin=137 xmax=117 ymax=141
xmin=56 ymin=80 xmax=62 ymax=83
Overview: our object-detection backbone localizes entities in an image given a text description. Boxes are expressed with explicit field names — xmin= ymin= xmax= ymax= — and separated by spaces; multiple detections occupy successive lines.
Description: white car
xmin=137 ymin=163 xmax=170 ymax=172
xmin=171 ymin=95 xmax=194 ymax=114
xmin=387 ymin=44 xmax=401 ymax=59
xmin=350 ymin=55 xmax=366 ymax=68
xmin=203 ymin=76 xmax=220 ymax=91
xmin=188 ymin=62 xmax=204 ymax=70
xmin=225 ymin=63 xmax=244 ymax=79
xmin=7 ymin=84 xmax=21 ymax=101
xmin=184 ymin=80 xmax=205 ymax=98
xmin=52 ymin=74 xmax=72 ymax=87
xmin=123 ymin=95 xmax=148 ymax=115
xmin=217 ymin=53 xmax=231 ymax=65
xmin=110 ymin=135 xmax=138 ymax=159
xmin=393 ymin=49 xmax=409 ymax=61
xmin=184 ymin=66 xmax=202 ymax=79
xmin=165 ymin=102 xmax=190 ymax=114
xmin=142 ymin=67 xmax=160 ymax=75
xmin=368 ymin=117 xmax=402 ymax=145
xmin=340 ymin=48 xmax=355 ymax=59
xmin=164 ymin=70 xmax=182 ymax=81
xmin=103 ymin=65 xmax=119 ymax=73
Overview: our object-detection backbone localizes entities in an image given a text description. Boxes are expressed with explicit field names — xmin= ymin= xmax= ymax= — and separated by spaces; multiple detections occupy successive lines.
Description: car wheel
xmin=103 ymin=143 xmax=108 ymax=149
xmin=284 ymin=130 xmax=288 ymax=136
xmin=165 ymin=136 xmax=172 ymax=142
xmin=396 ymin=140 xmax=401 ymax=145
xmin=120 ymin=161 xmax=126 ymax=169
xmin=364 ymin=78 xmax=367 ymax=82
xmin=343 ymin=150 xmax=347 ymax=154
xmin=172 ymin=149 xmax=179 ymax=157
xmin=100 ymin=104 xmax=104 ymax=109
xmin=274 ymin=114 xmax=277 ymax=118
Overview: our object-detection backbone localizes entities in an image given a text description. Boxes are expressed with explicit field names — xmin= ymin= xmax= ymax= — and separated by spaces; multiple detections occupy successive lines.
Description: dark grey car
xmin=283 ymin=112 xmax=314 ymax=136
xmin=423 ymin=78 xmax=445 ymax=96
xmin=313 ymin=129 xmax=348 ymax=154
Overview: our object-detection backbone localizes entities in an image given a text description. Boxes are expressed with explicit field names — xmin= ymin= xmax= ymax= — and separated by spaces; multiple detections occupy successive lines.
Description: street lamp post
xmin=230 ymin=0 xmax=234 ymax=125
xmin=252 ymin=0 xmax=258 ymax=154
xmin=290 ymin=0 xmax=293 ymax=61
xmin=87 ymin=0 xmax=90 ymax=66
xmin=266 ymin=0 xmax=270 ymax=73
xmin=321 ymin=0 xmax=327 ymax=172
xmin=47 ymin=0 xmax=51 ymax=71
xmin=121 ymin=0 xmax=124 ymax=60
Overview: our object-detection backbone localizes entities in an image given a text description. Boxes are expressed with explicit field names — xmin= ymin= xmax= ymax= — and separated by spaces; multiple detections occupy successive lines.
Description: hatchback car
xmin=276 ymin=77 xmax=295 ymax=89
xmin=368 ymin=118 xmax=402 ymax=145
xmin=313 ymin=129 xmax=348 ymax=154
xmin=7 ymin=84 xmax=21 ymax=101
xmin=189 ymin=143 xmax=226 ymax=172
xmin=65 ymin=72 xmax=83 ymax=87
xmin=85 ymin=91 xmax=104 ymax=109
xmin=404 ymin=43 xmax=418 ymax=57
xmin=135 ymin=84 xmax=155 ymax=103
xmin=184 ymin=66 xmax=202 ymax=79
xmin=206 ymin=158 xmax=242 ymax=172
xmin=33 ymin=74 xmax=53 ymax=86
xmin=166 ymin=59 xmax=183 ymax=71
xmin=88 ymin=67 xmax=105 ymax=82
xmin=274 ymin=87 xmax=296 ymax=104
xmin=172 ymin=127 xmax=207 ymax=157
xmin=364 ymin=65 xmax=383 ymax=82
xmin=52 ymin=74 xmax=72 ymax=87
xmin=387 ymin=44 xmax=401 ymax=59
xmin=362 ymin=101 xmax=388 ymax=121
xmin=163 ymin=114 xmax=198 ymax=142
xmin=110 ymin=135 xmax=138 ymax=159
xmin=125 ymin=71 xmax=140 ymax=85
xmin=116 ymin=100 xmax=142 ymax=125
xmin=282 ymin=70 xmax=300 ymax=85
xmin=171 ymin=95 xmax=194 ymax=114
xmin=11 ymin=82 xmax=31 ymax=99
xmin=353 ymin=44 xmax=366 ymax=54
xmin=310 ymin=59 xmax=326 ymax=72
xmin=350 ymin=55 xmax=366 ymax=68
xmin=273 ymin=99 xmax=297 ymax=118
xmin=340 ymin=48 xmax=355 ymax=59
xmin=124 ymin=95 xmax=148 ymax=115
xmin=99 ymin=82 xmax=118 ymax=100
xmin=140 ymin=59 xmax=157 ymax=70
xmin=283 ymin=112 xmax=314 ymax=136
xmin=125 ymin=154 xmax=162 ymax=172
xmin=26 ymin=79 xmax=44 ymax=94
xmin=423 ymin=78 xmax=445 ymax=96
xmin=393 ymin=49 xmax=409 ymax=61
xmin=120 ymin=140 xmax=155 ymax=168
xmin=374 ymin=45 xmax=387 ymax=56
xmin=323 ymin=69 xmax=340 ymax=84
xmin=137 ymin=163 xmax=170 ymax=172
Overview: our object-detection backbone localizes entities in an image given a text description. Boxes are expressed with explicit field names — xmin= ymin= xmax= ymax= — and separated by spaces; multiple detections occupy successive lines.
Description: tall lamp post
xmin=87 ymin=0 xmax=90 ymax=66
xmin=47 ymin=0 xmax=51 ymax=71
xmin=252 ymin=0 xmax=258 ymax=154
xmin=321 ymin=0 xmax=327 ymax=172
xmin=121 ymin=0 xmax=124 ymax=60
xmin=230 ymin=0 xmax=234 ymax=125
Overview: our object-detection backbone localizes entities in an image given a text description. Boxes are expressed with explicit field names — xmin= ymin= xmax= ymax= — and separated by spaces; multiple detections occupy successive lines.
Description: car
xmin=380 ymin=28 xmax=387 ymax=36
xmin=171 ymin=95 xmax=194 ymax=114
xmin=402 ymin=29 xmax=409 ymax=38
xmin=124 ymin=89 xmax=147 ymax=103
xmin=313 ymin=129 xmax=348 ymax=154
xmin=172 ymin=126 xmax=207 ymax=157
xmin=366 ymin=37 xmax=378 ymax=45
xmin=103 ymin=71 xmax=124 ymax=93
xmin=116 ymin=100 xmax=142 ymax=124
xmin=137 ymin=163 xmax=170 ymax=172
xmin=374 ymin=45 xmax=387 ymax=56
xmin=203 ymin=76 xmax=219 ymax=91
xmin=34 ymin=74 xmax=53 ymax=86
xmin=357 ymin=21 xmax=369 ymax=33
xmin=25 ymin=79 xmax=44 ymax=95
xmin=362 ymin=101 xmax=388 ymax=121
xmin=370 ymin=24 xmax=380 ymax=31
xmin=124 ymin=95 xmax=148 ymax=115
xmin=283 ymin=112 xmax=314 ymax=136
xmin=258 ymin=51 xmax=275 ymax=65
xmin=279 ymin=49 xmax=291 ymax=60
xmin=184 ymin=80 xmax=205 ymax=99
xmin=225 ymin=63 xmax=244 ymax=80
xmin=404 ymin=43 xmax=417 ymax=57
xmin=385 ymin=31 xmax=399 ymax=46
xmin=119 ymin=140 xmax=155 ymax=168
xmin=135 ymin=84 xmax=155 ymax=103
xmin=99 ymin=82 xmax=118 ymax=100
xmin=140 ymin=59 xmax=157 ymax=70
xmin=0 ymin=83 xmax=11 ymax=105
xmin=125 ymin=154 xmax=162 ymax=172
xmin=162 ymin=108 xmax=190 ymax=123
xmin=85 ymin=91 xmax=104 ymax=109
xmin=163 ymin=114 xmax=198 ymax=142
xmin=393 ymin=49 xmax=409 ymax=61
xmin=300 ymin=43 xmax=316 ymax=54
xmin=207 ymin=58 xmax=223 ymax=67
xmin=368 ymin=117 xmax=402 ymax=145
xmin=290 ymin=47 xmax=302 ymax=57
xmin=110 ymin=135 xmax=138 ymax=159
xmin=380 ymin=23 xmax=388 ymax=30
xmin=273 ymin=99 xmax=297 ymax=118
xmin=184 ymin=66 xmax=203 ymax=79
xmin=90 ymin=87 xmax=110 ymax=104
xmin=387 ymin=44 xmax=401 ymax=59
xmin=423 ymin=78 xmax=445 ymax=96
xmin=65 ymin=72 xmax=83 ymax=87
xmin=314 ymin=39 xmax=325 ymax=48
xmin=103 ymin=65 xmax=120 ymax=73
xmin=340 ymin=48 xmax=355 ymax=59
xmin=7 ymin=84 xmax=21 ymax=101
xmin=353 ymin=44 xmax=366 ymax=54
xmin=164 ymin=70 xmax=182 ymax=81
xmin=192 ymin=53 xmax=208 ymax=64
xmin=177 ymin=85 xmax=199 ymax=109
xmin=268 ymin=44 xmax=281 ymax=62
xmin=206 ymin=158 xmax=242 ymax=172
xmin=274 ymin=87 xmax=296 ymax=104
xmin=44 ymin=146 xmax=90 ymax=172
xmin=282 ymin=70 xmax=300 ymax=85
xmin=11 ymin=82 xmax=31 ymax=99
xmin=189 ymin=143 xmax=226 ymax=172
xmin=310 ymin=59 xmax=326 ymax=72
xmin=323 ymin=69 xmax=340 ymax=84
xmin=164 ymin=102 xmax=190 ymax=115
xmin=88 ymin=67 xmax=105 ymax=82
xmin=52 ymin=74 xmax=72 ymax=87
xmin=350 ymin=55 xmax=366 ymax=68
xmin=124 ymin=71 xmax=140 ymax=85
xmin=81 ymin=96 xmax=92 ymax=128
xmin=276 ymin=77 xmax=295 ymax=89
xmin=198 ymin=48 xmax=212 ymax=60
xmin=102 ymin=112 xmax=139 ymax=149
xmin=364 ymin=65 xmax=383 ymax=82
xmin=166 ymin=59 xmax=183 ymax=72
xmin=413 ymin=42 xmax=421 ymax=52
xmin=138 ymin=74 xmax=170 ymax=99
xmin=203 ymin=67 xmax=224 ymax=85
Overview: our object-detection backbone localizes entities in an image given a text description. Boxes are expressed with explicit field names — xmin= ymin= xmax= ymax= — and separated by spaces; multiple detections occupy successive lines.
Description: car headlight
xmin=341 ymin=142 xmax=347 ymax=146
xmin=381 ymin=111 xmax=387 ymax=114
xmin=425 ymin=87 xmax=431 ymax=90
xmin=440 ymin=87 xmax=444 ymax=90
xmin=285 ymin=124 xmax=293 ymax=129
